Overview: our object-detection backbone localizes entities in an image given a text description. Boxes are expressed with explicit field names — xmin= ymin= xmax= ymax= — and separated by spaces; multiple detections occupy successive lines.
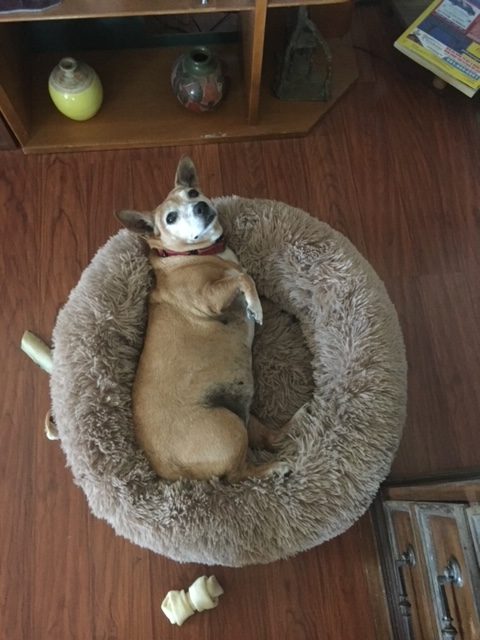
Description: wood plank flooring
xmin=1 ymin=4 xmax=479 ymax=639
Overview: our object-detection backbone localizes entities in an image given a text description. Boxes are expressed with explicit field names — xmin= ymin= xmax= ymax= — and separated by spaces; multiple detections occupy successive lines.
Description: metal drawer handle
xmin=437 ymin=557 xmax=463 ymax=640
xmin=396 ymin=545 xmax=416 ymax=629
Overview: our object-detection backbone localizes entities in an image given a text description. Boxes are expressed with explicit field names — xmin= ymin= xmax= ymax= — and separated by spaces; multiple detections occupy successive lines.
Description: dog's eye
xmin=188 ymin=189 xmax=199 ymax=199
xmin=166 ymin=212 xmax=178 ymax=225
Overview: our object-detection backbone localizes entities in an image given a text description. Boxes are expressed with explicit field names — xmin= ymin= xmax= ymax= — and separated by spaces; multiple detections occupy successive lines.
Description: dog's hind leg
xmin=247 ymin=414 xmax=287 ymax=451
xmin=226 ymin=459 xmax=290 ymax=483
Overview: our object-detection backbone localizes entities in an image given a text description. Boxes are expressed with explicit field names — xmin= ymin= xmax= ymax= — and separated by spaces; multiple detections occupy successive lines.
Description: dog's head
xmin=116 ymin=157 xmax=222 ymax=253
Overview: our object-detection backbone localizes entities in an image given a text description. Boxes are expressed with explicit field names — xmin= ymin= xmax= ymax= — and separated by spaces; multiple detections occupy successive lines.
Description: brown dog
xmin=116 ymin=157 xmax=287 ymax=481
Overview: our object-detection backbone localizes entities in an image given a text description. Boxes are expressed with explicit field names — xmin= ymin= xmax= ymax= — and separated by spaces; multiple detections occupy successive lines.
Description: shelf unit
xmin=0 ymin=0 xmax=357 ymax=153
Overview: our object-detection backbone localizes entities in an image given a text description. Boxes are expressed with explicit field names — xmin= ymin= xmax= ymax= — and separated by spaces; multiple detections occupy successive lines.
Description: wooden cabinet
xmin=0 ymin=0 xmax=357 ymax=153
xmin=0 ymin=112 xmax=16 ymax=149
xmin=378 ymin=481 xmax=480 ymax=640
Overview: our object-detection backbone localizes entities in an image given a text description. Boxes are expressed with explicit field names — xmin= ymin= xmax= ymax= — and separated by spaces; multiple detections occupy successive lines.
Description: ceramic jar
xmin=48 ymin=57 xmax=103 ymax=121
xmin=171 ymin=47 xmax=225 ymax=113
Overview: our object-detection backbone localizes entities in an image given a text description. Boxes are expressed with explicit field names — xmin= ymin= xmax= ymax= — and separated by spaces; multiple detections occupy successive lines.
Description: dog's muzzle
xmin=194 ymin=201 xmax=216 ymax=227
xmin=193 ymin=202 xmax=216 ymax=224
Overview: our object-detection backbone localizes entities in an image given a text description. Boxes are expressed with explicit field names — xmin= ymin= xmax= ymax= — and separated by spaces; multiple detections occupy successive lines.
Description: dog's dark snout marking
xmin=194 ymin=201 xmax=209 ymax=217
xmin=193 ymin=201 xmax=216 ymax=227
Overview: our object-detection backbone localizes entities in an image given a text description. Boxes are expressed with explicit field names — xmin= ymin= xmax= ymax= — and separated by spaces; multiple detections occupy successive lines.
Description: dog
xmin=116 ymin=157 xmax=288 ymax=482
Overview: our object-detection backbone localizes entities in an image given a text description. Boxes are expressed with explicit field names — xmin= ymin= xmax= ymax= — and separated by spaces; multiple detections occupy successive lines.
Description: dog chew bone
xmin=161 ymin=575 xmax=224 ymax=626
xmin=21 ymin=331 xmax=53 ymax=375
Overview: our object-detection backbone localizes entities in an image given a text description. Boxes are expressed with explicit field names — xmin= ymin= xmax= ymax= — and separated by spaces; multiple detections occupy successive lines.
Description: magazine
xmin=394 ymin=0 xmax=480 ymax=97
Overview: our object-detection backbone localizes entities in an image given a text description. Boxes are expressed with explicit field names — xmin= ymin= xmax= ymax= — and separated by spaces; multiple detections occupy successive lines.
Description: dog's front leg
xmin=203 ymin=270 xmax=263 ymax=324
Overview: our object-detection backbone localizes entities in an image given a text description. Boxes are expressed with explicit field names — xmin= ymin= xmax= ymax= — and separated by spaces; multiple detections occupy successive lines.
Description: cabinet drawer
xmin=467 ymin=506 xmax=480 ymax=568
xmin=384 ymin=501 xmax=437 ymax=640
xmin=415 ymin=503 xmax=480 ymax=640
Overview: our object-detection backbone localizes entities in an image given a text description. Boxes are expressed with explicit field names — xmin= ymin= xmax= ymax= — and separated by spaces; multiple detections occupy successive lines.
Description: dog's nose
xmin=194 ymin=201 xmax=209 ymax=218
xmin=194 ymin=202 xmax=216 ymax=226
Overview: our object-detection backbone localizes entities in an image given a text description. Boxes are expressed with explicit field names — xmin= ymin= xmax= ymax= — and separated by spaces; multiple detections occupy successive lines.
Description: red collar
xmin=154 ymin=235 xmax=226 ymax=258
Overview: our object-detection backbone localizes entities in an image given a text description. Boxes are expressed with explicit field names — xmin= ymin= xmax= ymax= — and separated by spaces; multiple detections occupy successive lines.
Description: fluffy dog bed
xmin=51 ymin=197 xmax=406 ymax=566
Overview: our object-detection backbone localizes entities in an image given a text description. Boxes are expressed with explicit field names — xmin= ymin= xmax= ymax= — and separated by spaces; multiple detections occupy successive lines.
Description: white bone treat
xmin=161 ymin=575 xmax=224 ymax=626
xmin=21 ymin=331 xmax=53 ymax=374
xmin=161 ymin=589 xmax=194 ymax=626
xmin=188 ymin=576 xmax=224 ymax=611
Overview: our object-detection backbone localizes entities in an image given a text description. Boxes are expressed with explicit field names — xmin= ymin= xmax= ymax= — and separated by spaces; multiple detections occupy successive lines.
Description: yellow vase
xmin=48 ymin=57 xmax=103 ymax=121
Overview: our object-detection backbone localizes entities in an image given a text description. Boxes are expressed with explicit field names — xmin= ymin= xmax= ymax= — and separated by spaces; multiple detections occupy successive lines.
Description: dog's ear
xmin=116 ymin=210 xmax=155 ymax=235
xmin=175 ymin=156 xmax=199 ymax=189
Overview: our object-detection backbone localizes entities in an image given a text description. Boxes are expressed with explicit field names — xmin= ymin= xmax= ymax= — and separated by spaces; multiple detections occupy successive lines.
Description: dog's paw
xmin=246 ymin=299 xmax=263 ymax=325
xmin=269 ymin=461 xmax=291 ymax=477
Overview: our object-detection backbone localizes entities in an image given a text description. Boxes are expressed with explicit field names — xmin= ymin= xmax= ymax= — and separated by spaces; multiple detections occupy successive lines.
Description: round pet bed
xmin=51 ymin=197 xmax=407 ymax=567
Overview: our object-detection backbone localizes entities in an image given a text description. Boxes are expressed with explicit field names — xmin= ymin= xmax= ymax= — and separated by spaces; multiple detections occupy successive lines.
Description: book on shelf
xmin=394 ymin=0 xmax=480 ymax=97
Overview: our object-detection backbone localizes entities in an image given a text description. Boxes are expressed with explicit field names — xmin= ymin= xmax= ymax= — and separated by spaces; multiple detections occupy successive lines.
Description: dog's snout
xmin=194 ymin=201 xmax=216 ymax=227
xmin=194 ymin=201 xmax=209 ymax=217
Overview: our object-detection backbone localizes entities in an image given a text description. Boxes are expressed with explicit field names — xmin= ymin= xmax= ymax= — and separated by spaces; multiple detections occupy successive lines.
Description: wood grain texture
xmin=384 ymin=481 xmax=480 ymax=503
xmin=269 ymin=0 xmax=347 ymax=6
xmin=1 ymin=4 xmax=480 ymax=638
xmin=0 ymin=24 xmax=30 ymax=144
xmin=13 ymin=40 xmax=357 ymax=153
xmin=0 ymin=145 xmax=388 ymax=640
xmin=0 ymin=0 xmax=255 ymax=23
xmin=337 ymin=6 xmax=480 ymax=481
xmin=0 ymin=154 xmax=38 ymax=640
xmin=0 ymin=7 xmax=358 ymax=153
xmin=309 ymin=1 xmax=354 ymax=38
xmin=241 ymin=0 xmax=268 ymax=124
xmin=147 ymin=513 xmax=390 ymax=640
xmin=0 ymin=112 xmax=16 ymax=150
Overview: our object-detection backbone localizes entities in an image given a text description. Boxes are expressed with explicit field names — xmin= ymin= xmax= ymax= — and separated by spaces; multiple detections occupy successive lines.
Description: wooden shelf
xmin=268 ymin=0 xmax=347 ymax=6
xmin=0 ymin=0 xmax=358 ymax=153
xmin=22 ymin=39 xmax=356 ymax=153
xmin=27 ymin=45 xmax=247 ymax=152
xmin=0 ymin=0 xmax=254 ymax=23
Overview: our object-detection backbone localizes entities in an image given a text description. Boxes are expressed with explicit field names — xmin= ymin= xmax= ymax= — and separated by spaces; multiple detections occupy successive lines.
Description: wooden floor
xmin=1 ymin=5 xmax=480 ymax=639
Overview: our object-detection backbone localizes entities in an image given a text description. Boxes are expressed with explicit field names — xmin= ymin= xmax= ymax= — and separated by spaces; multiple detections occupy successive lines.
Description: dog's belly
xmin=133 ymin=312 xmax=254 ymax=479
xmin=132 ymin=255 xmax=260 ymax=479
xmin=133 ymin=306 xmax=254 ymax=422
